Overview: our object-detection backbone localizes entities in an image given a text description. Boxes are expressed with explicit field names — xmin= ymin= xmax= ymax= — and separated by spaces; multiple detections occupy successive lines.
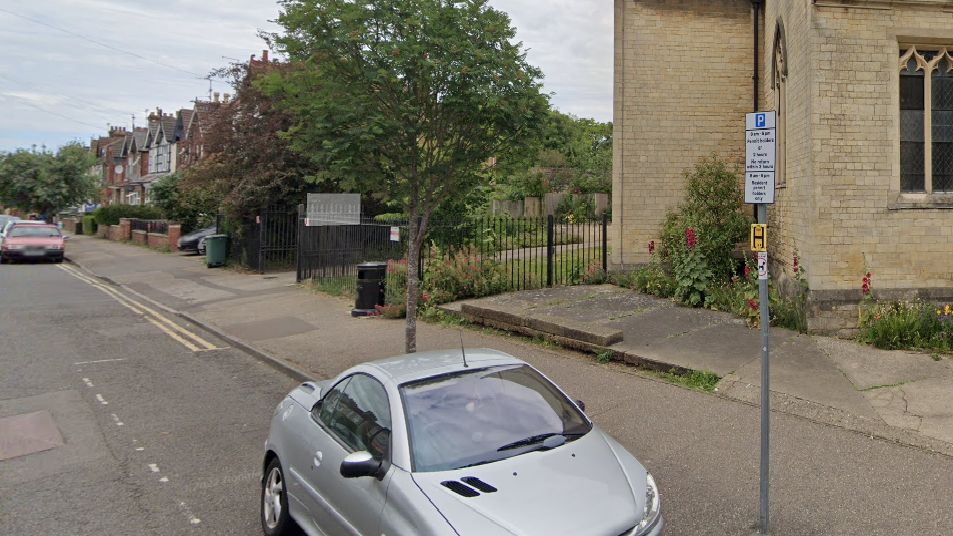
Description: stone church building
xmin=611 ymin=0 xmax=953 ymax=331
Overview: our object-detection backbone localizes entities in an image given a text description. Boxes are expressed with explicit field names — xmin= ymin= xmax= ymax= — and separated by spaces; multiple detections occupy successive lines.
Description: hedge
xmin=92 ymin=205 xmax=164 ymax=226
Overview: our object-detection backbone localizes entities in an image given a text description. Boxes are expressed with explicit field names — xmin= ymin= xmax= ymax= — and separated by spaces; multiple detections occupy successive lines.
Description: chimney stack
xmin=213 ymin=92 xmax=220 ymax=103
xmin=250 ymin=53 xmax=256 ymax=62
xmin=262 ymin=50 xmax=269 ymax=62
xmin=222 ymin=93 xmax=230 ymax=103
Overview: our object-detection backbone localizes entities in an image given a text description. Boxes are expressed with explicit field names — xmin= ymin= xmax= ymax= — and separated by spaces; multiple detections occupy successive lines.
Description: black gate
xmin=227 ymin=206 xmax=299 ymax=273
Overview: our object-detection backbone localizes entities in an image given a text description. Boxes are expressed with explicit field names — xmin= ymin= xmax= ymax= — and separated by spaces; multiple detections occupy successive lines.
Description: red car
xmin=0 ymin=224 xmax=66 ymax=264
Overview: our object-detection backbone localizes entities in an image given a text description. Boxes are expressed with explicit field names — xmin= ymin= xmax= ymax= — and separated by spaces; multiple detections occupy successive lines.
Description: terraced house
xmin=612 ymin=0 xmax=953 ymax=331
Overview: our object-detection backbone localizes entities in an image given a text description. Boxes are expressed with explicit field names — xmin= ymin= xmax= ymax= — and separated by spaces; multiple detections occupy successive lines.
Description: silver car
xmin=261 ymin=349 xmax=663 ymax=536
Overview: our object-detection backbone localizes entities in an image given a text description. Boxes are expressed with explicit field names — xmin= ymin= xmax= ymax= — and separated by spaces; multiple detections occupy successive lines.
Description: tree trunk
xmin=404 ymin=211 xmax=421 ymax=354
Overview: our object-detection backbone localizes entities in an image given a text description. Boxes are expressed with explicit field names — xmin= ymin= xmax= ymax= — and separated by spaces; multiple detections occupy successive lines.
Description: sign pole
xmin=757 ymin=203 xmax=770 ymax=534
xmin=745 ymin=111 xmax=775 ymax=534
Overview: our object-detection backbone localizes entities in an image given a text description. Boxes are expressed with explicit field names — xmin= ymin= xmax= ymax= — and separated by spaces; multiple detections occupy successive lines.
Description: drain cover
xmin=0 ymin=410 xmax=65 ymax=461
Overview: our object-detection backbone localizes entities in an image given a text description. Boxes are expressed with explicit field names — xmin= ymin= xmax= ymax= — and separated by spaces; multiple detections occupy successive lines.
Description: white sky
xmin=0 ymin=0 xmax=612 ymax=152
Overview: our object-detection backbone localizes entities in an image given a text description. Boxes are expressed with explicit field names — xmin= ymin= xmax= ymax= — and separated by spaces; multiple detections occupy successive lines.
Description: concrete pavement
xmin=58 ymin=234 xmax=953 ymax=534
xmin=450 ymin=285 xmax=953 ymax=454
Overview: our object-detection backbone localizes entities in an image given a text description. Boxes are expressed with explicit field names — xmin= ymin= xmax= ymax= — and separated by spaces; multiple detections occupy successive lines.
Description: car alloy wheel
xmin=261 ymin=458 xmax=292 ymax=535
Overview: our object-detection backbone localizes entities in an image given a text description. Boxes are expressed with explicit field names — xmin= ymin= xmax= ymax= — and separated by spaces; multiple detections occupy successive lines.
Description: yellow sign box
xmin=750 ymin=224 xmax=767 ymax=252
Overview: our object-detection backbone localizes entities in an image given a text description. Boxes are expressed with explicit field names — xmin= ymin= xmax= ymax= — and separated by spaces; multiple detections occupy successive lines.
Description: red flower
xmin=747 ymin=298 xmax=758 ymax=310
xmin=793 ymin=255 xmax=799 ymax=274
xmin=421 ymin=291 xmax=430 ymax=302
xmin=684 ymin=228 xmax=697 ymax=249
xmin=648 ymin=240 xmax=656 ymax=255
xmin=744 ymin=265 xmax=752 ymax=279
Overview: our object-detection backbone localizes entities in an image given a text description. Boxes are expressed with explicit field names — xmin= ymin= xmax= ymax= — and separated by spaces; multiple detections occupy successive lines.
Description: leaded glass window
xmin=899 ymin=46 xmax=953 ymax=193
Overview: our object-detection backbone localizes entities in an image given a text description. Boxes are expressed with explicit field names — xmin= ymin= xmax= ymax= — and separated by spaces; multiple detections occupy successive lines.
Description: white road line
xmin=82 ymin=377 xmax=94 ymax=387
xmin=135 ymin=447 xmax=145 ymax=452
xmin=95 ymin=394 xmax=108 ymax=405
xmin=110 ymin=413 xmax=124 ymax=426
xmin=148 ymin=464 xmax=160 ymax=473
xmin=159 ymin=476 xmax=169 ymax=483
xmin=74 ymin=359 xmax=126 ymax=365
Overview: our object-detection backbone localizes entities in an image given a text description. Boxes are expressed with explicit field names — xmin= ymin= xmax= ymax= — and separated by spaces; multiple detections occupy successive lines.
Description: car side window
xmin=325 ymin=374 xmax=392 ymax=460
xmin=314 ymin=377 xmax=351 ymax=427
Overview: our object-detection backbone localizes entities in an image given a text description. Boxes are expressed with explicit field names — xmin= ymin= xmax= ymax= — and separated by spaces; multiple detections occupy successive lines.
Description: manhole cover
xmin=0 ymin=410 xmax=65 ymax=461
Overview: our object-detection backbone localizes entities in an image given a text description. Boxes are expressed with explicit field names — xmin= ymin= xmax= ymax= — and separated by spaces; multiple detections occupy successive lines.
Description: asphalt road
xmin=0 ymin=262 xmax=297 ymax=535
xmin=3 ymin=259 xmax=953 ymax=535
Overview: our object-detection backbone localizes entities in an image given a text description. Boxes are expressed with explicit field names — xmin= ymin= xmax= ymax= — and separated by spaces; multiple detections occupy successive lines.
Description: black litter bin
xmin=352 ymin=262 xmax=388 ymax=317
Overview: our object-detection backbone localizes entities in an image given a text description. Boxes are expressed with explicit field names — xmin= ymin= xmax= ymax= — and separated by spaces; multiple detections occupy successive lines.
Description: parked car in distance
xmin=177 ymin=226 xmax=216 ymax=255
xmin=0 ymin=218 xmax=46 ymax=247
xmin=261 ymin=349 xmax=662 ymax=536
xmin=0 ymin=224 xmax=66 ymax=264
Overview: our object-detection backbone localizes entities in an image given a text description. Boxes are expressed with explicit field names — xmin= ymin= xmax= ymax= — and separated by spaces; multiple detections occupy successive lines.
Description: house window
xmin=899 ymin=46 xmax=953 ymax=192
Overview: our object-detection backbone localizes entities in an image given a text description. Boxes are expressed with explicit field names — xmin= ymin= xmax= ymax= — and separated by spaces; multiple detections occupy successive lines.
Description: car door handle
xmin=312 ymin=451 xmax=323 ymax=468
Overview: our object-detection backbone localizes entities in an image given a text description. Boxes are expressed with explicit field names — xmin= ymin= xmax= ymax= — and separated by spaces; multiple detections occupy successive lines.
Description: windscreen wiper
xmin=497 ymin=432 xmax=583 ymax=452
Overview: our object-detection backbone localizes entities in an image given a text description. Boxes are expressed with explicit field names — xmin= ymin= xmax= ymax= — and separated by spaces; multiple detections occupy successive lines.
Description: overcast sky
xmin=0 ymin=0 xmax=612 ymax=153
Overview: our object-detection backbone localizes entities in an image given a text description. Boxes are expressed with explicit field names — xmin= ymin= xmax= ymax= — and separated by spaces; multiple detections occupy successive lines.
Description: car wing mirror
xmin=63 ymin=235 xmax=70 ymax=241
xmin=340 ymin=451 xmax=383 ymax=479
xmin=575 ymin=400 xmax=586 ymax=412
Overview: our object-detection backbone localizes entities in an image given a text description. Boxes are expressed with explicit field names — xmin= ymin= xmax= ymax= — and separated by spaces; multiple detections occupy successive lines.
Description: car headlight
xmin=45 ymin=245 xmax=63 ymax=250
xmin=5 ymin=244 xmax=25 ymax=250
xmin=635 ymin=473 xmax=661 ymax=535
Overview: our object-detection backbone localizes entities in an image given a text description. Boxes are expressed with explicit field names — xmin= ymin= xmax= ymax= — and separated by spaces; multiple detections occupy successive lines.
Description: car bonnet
xmin=412 ymin=429 xmax=645 ymax=536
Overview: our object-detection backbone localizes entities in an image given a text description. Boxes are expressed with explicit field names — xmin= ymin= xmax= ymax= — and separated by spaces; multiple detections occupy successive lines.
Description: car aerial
xmin=261 ymin=349 xmax=663 ymax=536
xmin=176 ymin=225 xmax=216 ymax=255
xmin=0 ymin=223 xmax=66 ymax=264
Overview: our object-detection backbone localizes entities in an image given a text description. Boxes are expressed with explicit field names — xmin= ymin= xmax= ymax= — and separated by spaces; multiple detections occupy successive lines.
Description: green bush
xmin=859 ymin=301 xmax=953 ymax=351
xmin=659 ymin=158 xmax=750 ymax=280
xmin=92 ymin=205 xmax=163 ymax=226
xmin=422 ymin=246 xmax=509 ymax=304
xmin=613 ymin=262 xmax=676 ymax=298
xmin=555 ymin=193 xmax=594 ymax=223
xmin=82 ymin=214 xmax=97 ymax=235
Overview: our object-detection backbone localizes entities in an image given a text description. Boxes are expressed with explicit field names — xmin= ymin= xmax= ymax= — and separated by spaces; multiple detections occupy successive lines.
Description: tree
xmin=0 ymin=142 xmax=97 ymax=217
xmin=179 ymin=58 xmax=320 ymax=225
xmin=266 ymin=0 xmax=550 ymax=352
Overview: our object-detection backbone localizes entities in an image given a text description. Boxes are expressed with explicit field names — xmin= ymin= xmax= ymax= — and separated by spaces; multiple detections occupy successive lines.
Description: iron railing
xmin=297 ymin=213 xmax=608 ymax=295
xmin=129 ymin=219 xmax=169 ymax=235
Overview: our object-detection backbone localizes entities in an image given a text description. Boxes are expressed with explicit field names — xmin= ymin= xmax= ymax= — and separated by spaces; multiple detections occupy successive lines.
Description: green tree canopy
xmin=0 ymin=142 xmax=97 ymax=216
xmin=266 ymin=0 xmax=550 ymax=351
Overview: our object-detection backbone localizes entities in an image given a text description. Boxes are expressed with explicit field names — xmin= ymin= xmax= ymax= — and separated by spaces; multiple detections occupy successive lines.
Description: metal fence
xmin=129 ymin=219 xmax=169 ymax=235
xmin=227 ymin=207 xmax=299 ymax=273
xmin=297 ymin=213 xmax=608 ymax=296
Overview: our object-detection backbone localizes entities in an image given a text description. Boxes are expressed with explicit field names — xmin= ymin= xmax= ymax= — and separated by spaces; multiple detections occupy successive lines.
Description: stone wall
xmin=764 ymin=1 xmax=953 ymax=331
xmin=147 ymin=233 xmax=169 ymax=250
xmin=611 ymin=0 xmax=754 ymax=269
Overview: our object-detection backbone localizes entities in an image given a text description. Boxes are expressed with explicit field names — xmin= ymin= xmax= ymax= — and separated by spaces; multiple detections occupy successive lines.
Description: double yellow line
xmin=58 ymin=264 xmax=221 ymax=353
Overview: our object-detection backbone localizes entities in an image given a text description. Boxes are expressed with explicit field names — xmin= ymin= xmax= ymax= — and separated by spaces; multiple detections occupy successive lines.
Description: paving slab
xmin=725 ymin=335 xmax=879 ymax=419
xmin=625 ymin=321 xmax=781 ymax=377
xmin=815 ymin=337 xmax=953 ymax=390
xmin=606 ymin=306 xmax=734 ymax=347
xmin=220 ymin=316 xmax=318 ymax=341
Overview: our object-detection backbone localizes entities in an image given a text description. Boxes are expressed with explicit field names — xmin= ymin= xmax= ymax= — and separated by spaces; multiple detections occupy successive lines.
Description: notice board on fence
xmin=305 ymin=194 xmax=361 ymax=226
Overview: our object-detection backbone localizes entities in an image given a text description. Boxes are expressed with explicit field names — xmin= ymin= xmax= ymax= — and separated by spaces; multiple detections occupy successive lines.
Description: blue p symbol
xmin=756 ymin=113 xmax=766 ymax=128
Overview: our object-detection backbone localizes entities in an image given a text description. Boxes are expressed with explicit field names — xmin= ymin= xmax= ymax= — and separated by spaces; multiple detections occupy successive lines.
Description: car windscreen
xmin=400 ymin=364 xmax=591 ymax=472
xmin=9 ymin=226 xmax=61 ymax=238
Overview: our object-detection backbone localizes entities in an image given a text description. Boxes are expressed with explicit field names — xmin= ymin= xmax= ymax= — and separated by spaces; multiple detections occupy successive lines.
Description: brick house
xmin=612 ymin=0 xmax=953 ymax=332
xmin=177 ymin=95 xmax=224 ymax=171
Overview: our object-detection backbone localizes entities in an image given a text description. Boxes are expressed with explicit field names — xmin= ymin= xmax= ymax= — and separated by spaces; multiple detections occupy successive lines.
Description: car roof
xmin=363 ymin=348 xmax=525 ymax=385
xmin=12 ymin=223 xmax=57 ymax=228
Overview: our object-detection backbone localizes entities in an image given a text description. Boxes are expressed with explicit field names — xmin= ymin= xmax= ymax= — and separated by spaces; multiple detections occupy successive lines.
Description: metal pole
xmin=546 ymin=215 xmax=554 ymax=287
xmin=758 ymin=203 xmax=770 ymax=534
xmin=602 ymin=213 xmax=608 ymax=272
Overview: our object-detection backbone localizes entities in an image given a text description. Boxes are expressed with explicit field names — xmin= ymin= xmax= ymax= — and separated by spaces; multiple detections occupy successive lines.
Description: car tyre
xmin=261 ymin=457 xmax=295 ymax=536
